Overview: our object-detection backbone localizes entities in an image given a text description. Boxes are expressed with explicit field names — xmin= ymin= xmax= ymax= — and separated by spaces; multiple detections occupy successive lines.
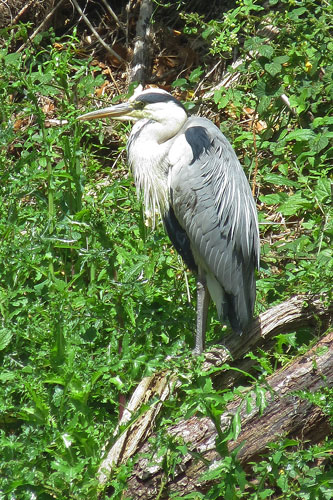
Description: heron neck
xmin=127 ymin=116 xmax=186 ymax=221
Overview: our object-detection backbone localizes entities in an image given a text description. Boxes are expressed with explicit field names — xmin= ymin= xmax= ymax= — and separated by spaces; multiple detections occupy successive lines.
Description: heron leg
xmin=193 ymin=270 xmax=210 ymax=355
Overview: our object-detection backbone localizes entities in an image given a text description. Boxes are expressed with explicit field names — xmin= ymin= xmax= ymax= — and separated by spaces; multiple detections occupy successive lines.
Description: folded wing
xmin=168 ymin=116 xmax=259 ymax=332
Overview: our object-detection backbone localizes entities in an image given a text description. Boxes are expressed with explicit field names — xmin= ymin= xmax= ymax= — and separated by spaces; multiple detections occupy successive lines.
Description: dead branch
xmin=97 ymin=294 xmax=332 ymax=491
xmin=98 ymin=371 xmax=180 ymax=484
xmin=17 ymin=0 xmax=66 ymax=53
xmin=124 ymin=331 xmax=333 ymax=499
xmin=204 ymin=294 xmax=332 ymax=368
xmin=71 ymin=0 xmax=125 ymax=64
xmin=100 ymin=0 xmax=126 ymax=35
xmin=12 ymin=0 xmax=36 ymax=25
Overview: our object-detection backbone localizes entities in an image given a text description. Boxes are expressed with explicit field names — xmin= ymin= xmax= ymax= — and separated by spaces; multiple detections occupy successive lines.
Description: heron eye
xmin=134 ymin=100 xmax=145 ymax=110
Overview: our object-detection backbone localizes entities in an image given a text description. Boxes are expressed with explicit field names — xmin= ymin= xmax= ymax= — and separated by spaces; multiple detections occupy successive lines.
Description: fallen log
xmin=124 ymin=331 xmax=333 ymax=498
xmin=97 ymin=294 xmax=332 ymax=496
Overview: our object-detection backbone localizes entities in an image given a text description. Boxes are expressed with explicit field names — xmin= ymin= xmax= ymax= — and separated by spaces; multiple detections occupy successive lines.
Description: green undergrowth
xmin=179 ymin=0 xmax=332 ymax=312
xmin=0 ymin=26 xmax=193 ymax=499
xmin=0 ymin=0 xmax=332 ymax=498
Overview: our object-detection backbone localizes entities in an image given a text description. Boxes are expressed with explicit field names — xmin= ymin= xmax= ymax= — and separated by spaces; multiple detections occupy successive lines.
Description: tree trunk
xmin=129 ymin=0 xmax=153 ymax=86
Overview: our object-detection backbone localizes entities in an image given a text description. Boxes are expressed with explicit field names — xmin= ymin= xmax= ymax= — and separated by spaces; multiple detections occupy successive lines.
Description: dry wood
xmin=12 ymin=0 xmax=36 ymax=25
xmin=125 ymin=331 xmax=333 ymax=498
xmin=203 ymin=294 xmax=332 ymax=369
xmin=100 ymin=0 xmax=125 ymax=35
xmin=97 ymin=294 xmax=332 ymax=491
xmin=98 ymin=371 xmax=179 ymax=484
xmin=17 ymin=0 xmax=66 ymax=53
xmin=129 ymin=0 xmax=153 ymax=85
xmin=71 ymin=0 xmax=125 ymax=64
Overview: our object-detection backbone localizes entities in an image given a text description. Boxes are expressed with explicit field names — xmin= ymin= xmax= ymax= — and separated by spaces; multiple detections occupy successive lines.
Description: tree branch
xmin=17 ymin=0 xmax=66 ymax=53
xmin=71 ymin=0 xmax=125 ymax=64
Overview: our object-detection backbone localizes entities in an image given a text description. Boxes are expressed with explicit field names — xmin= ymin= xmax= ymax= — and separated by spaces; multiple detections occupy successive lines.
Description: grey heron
xmin=78 ymin=88 xmax=260 ymax=354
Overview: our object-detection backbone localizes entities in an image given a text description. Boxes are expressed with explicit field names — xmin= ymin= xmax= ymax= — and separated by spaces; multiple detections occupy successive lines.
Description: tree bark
xmin=129 ymin=0 xmax=153 ymax=86
xmin=97 ymin=294 xmax=332 ymax=496
xmin=124 ymin=331 xmax=333 ymax=498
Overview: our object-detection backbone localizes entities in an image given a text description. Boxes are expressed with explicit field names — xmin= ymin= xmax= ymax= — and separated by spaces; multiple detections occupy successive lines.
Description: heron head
xmin=77 ymin=88 xmax=187 ymax=124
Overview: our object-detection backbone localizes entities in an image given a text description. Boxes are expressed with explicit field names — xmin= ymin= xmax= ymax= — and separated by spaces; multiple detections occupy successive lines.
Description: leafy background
xmin=0 ymin=0 xmax=332 ymax=498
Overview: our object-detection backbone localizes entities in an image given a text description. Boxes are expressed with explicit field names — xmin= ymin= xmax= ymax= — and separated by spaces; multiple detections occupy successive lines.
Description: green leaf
xmin=189 ymin=66 xmax=203 ymax=83
xmin=216 ymin=94 xmax=230 ymax=109
xmin=0 ymin=371 xmax=15 ymax=382
xmin=232 ymin=411 xmax=241 ymax=439
xmin=273 ymin=55 xmax=289 ymax=65
xmin=258 ymin=44 xmax=274 ymax=58
xmin=259 ymin=489 xmax=275 ymax=499
xmin=244 ymin=37 xmax=265 ymax=51
xmin=314 ymin=178 xmax=331 ymax=203
xmin=254 ymin=80 xmax=267 ymax=98
xmin=309 ymin=133 xmax=329 ymax=153
xmin=171 ymin=78 xmax=188 ymax=88
xmin=312 ymin=116 xmax=333 ymax=128
xmin=285 ymin=129 xmax=316 ymax=142
xmin=254 ymin=80 xmax=283 ymax=98
xmin=265 ymin=61 xmax=281 ymax=76
xmin=259 ymin=193 xmax=288 ymax=205
xmin=272 ymin=450 xmax=282 ymax=464
xmin=124 ymin=299 xmax=136 ymax=326
xmin=202 ymin=26 xmax=215 ymax=40
xmin=235 ymin=462 xmax=247 ymax=491
xmin=0 ymin=328 xmax=13 ymax=351
xmin=4 ymin=52 xmax=22 ymax=68
xmin=255 ymin=386 xmax=268 ymax=414
xmin=53 ymin=278 xmax=68 ymax=292
xmin=278 ymin=191 xmax=313 ymax=215
xmin=288 ymin=7 xmax=307 ymax=20
xmin=109 ymin=376 xmax=124 ymax=390
xmin=264 ymin=173 xmax=298 ymax=188
xmin=277 ymin=472 xmax=288 ymax=492
xmin=275 ymin=332 xmax=297 ymax=354
xmin=257 ymin=95 xmax=271 ymax=114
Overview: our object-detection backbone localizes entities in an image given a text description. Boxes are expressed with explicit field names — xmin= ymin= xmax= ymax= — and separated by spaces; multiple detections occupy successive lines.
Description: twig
xmin=106 ymin=65 xmax=121 ymax=94
xmin=280 ymin=93 xmax=297 ymax=116
xmin=45 ymin=118 xmax=68 ymax=126
xmin=193 ymin=60 xmax=223 ymax=98
xmin=17 ymin=0 xmax=66 ymax=53
xmin=71 ymin=0 xmax=125 ymax=64
xmin=202 ymin=59 xmax=244 ymax=99
xmin=100 ymin=0 xmax=126 ymax=35
xmin=11 ymin=0 xmax=36 ymax=25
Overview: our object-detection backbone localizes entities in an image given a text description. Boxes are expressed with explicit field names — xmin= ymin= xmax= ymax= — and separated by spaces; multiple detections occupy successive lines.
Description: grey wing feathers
xmin=169 ymin=116 xmax=259 ymax=332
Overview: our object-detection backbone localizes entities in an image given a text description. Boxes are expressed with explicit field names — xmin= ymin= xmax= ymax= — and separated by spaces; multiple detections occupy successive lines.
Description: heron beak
xmin=77 ymin=102 xmax=134 ymax=121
